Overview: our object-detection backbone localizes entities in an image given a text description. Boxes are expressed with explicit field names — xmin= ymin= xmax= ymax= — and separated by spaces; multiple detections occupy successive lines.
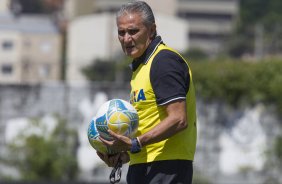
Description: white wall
xmin=144 ymin=0 xmax=177 ymax=16
xmin=0 ymin=0 xmax=10 ymax=14
xmin=66 ymin=13 xmax=120 ymax=81
xmin=155 ymin=13 xmax=188 ymax=53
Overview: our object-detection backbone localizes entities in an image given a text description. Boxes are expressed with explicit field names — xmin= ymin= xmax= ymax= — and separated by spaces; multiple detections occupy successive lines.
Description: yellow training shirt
xmin=129 ymin=36 xmax=197 ymax=165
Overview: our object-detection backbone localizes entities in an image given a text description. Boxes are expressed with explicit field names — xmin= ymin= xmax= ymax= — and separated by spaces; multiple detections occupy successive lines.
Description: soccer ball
xmin=87 ymin=99 xmax=139 ymax=154
xmin=88 ymin=119 xmax=114 ymax=154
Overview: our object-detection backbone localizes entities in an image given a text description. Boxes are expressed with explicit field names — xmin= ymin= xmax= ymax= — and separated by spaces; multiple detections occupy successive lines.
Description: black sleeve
xmin=150 ymin=50 xmax=190 ymax=105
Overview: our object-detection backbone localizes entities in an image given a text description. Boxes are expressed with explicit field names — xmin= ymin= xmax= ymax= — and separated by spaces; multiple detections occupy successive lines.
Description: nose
xmin=124 ymin=32 xmax=132 ymax=43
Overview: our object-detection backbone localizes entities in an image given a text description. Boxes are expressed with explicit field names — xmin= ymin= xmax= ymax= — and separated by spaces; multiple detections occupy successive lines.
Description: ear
xmin=150 ymin=23 xmax=157 ymax=39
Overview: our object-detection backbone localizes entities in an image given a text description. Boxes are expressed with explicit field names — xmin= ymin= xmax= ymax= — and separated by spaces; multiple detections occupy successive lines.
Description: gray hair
xmin=116 ymin=1 xmax=155 ymax=27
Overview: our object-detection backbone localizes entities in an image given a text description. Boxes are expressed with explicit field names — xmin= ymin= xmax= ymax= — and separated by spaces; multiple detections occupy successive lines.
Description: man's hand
xmin=99 ymin=130 xmax=132 ymax=152
xmin=97 ymin=151 xmax=130 ymax=167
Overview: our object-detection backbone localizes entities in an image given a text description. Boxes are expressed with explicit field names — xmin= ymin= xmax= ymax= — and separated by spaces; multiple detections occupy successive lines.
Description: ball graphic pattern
xmin=88 ymin=119 xmax=112 ymax=154
xmin=88 ymin=99 xmax=139 ymax=154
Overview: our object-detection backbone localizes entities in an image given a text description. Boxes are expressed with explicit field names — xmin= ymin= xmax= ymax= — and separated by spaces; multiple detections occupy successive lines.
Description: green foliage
xmin=182 ymin=48 xmax=209 ymax=62
xmin=81 ymin=58 xmax=132 ymax=82
xmin=190 ymin=58 xmax=282 ymax=180
xmin=227 ymin=0 xmax=282 ymax=57
xmin=238 ymin=165 xmax=255 ymax=176
xmin=240 ymin=0 xmax=282 ymax=29
xmin=240 ymin=0 xmax=269 ymax=27
xmin=263 ymin=134 xmax=282 ymax=183
xmin=81 ymin=59 xmax=116 ymax=81
xmin=3 ymin=115 xmax=78 ymax=181
xmin=190 ymin=59 xmax=282 ymax=113
xmin=192 ymin=174 xmax=212 ymax=184
xmin=225 ymin=34 xmax=253 ymax=58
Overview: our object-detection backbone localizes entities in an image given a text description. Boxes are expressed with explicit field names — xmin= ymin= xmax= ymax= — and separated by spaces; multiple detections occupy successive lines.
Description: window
xmin=23 ymin=39 xmax=31 ymax=48
xmin=1 ymin=64 xmax=13 ymax=75
xmin=2 ymin=40 xmax=14 ymax=50
xmin=23 ymin=59 xmax=31 ymax=72
xmin=177 ymin=12 xmax=233 ymax=21
xmin=39 ymin=64 xmax=50 ymax=78
xmin=40 ymin=41 xmax=51 ymax=53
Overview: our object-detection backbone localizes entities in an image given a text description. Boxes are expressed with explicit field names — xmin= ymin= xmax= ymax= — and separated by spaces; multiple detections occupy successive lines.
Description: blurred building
xmin=0 ymin=13 xmax=62 ymax=84
xmin=63 ymin=0 xmax=177 ymax=19
xmin=0 ymin=0 xmax=239 ymax=83
xmin=0 ymin=0 xmax=11 ymax=14
xmin=63 ymin=0 xmax=238 ymax=56
xmin=66 ymin=13 xmax=119 ymax=82
xmin=65 ymin=0 xmax=190 ymax=82
xmin=177 ymin=0 xmax=239 ymax=55
xmin=66 ymin=12 xmax=188 ymax=81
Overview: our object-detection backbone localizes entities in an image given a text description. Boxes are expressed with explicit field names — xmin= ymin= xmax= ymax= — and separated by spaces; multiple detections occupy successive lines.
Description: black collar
xmin=130 ymin=36 xmax=163 ymax=71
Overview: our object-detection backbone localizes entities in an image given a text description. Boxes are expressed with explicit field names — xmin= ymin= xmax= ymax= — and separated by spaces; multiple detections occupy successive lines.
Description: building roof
xmin=0 ymin=13 xmax=59 ymax=34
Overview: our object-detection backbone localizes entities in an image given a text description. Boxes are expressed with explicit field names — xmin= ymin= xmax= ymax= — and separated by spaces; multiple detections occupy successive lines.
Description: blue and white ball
xmin=88 ymin=99 xmax=139 ymax=154
xmin=88 ymin=119 xmax=114 ymax=154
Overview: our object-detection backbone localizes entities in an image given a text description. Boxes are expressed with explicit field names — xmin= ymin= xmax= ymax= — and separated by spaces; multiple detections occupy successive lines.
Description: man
xmin=98 ymin=1 xmax=197 ymax=184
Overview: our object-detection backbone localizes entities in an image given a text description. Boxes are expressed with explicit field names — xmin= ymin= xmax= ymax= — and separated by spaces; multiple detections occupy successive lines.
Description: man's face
xmin=117 ymin=13 xmax=156 ymax=59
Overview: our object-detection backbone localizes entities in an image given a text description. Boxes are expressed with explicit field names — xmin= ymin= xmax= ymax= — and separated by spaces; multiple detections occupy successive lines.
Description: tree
xmin=81 ymin=58 xmax=132 ymax=82
xmin=227 ymin=0 xmax=282 ymax=57
xmin=82 ymin=59 xmax=116 ymax=81
xmin=2 ymin=115 xmax=79 ymax=181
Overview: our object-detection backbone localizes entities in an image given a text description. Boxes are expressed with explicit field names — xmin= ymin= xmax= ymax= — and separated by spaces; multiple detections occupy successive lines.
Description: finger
xmin=108 ymin=129 xmax=120 ymax=139
xmin=108 ymin=130 xmax=128 ymax=143
xmin=113 ymin=153 xmax=121 ymax=164
xmin=121 ymin=152 xmax=130 ymax=164
xmin=96 ymin=152 xmax=111 ymax=166
xmin=108 ymin=155 xmax=117 ymax=167
xmin=108 ymin=131 xmax=132 ymax=150
xmin=99 ymin=136 xmax=113 ymax=146
xmin=109 ymin=153 xmax=121 ymax=167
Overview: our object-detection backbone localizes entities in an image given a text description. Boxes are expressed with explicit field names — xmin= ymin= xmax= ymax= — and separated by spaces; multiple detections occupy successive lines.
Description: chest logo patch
xmin=131 ymin=89 xmax=146 ymax=103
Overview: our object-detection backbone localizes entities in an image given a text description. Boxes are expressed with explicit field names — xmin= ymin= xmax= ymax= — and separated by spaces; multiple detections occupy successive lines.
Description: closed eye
xmin=118 ymin=30 xmax=125 ymax=36
xmin=128 ymin=29 xmax=139 ymax=35
xmin=118 ymin=29 xmax=139 ymax=37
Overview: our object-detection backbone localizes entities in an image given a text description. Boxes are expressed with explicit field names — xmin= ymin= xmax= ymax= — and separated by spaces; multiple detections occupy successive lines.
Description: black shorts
xmin=126 ymin=160 xmax=193 ymax=184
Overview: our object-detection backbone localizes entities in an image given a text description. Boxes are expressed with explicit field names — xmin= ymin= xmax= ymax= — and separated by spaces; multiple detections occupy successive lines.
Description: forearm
xmin=100 ymin=101 xmax=188 ymax=153
xmin=138 ymin=101 xmax=187 ymax=147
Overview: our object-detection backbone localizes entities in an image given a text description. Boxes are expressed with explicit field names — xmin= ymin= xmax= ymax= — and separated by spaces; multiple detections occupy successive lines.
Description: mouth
xmin=124 ymin=45 xmax=135 ymax=54
xmin=125 ymin=45 xmax=134 ymax=50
